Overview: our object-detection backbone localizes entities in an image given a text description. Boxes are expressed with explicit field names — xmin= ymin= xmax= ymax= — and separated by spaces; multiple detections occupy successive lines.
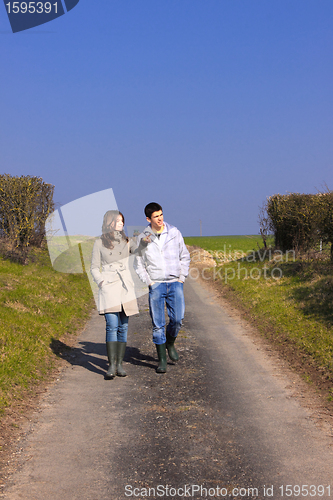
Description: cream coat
xmin=90 ymin=235 xmax=139 ymax=316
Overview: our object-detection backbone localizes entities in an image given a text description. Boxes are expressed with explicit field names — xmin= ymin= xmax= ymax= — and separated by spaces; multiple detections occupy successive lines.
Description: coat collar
xmin=143 ymin=222 xmax=176 ymax=243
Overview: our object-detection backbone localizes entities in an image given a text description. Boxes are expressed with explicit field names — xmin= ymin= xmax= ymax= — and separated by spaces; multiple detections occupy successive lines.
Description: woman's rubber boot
xmin=116 ymin=342 xmax=127 ymax=377
xmin=166 ymin=333 xmax=179 ymax=362
xmin=105 ymin=341 xmax=117 ymax=379
xmin=155 ymin=343 xmax=167 ymax=373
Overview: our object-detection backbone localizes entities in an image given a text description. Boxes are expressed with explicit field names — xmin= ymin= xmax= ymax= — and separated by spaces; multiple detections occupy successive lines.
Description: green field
xmin=185 ymin=234 xmax=265 ymax=252
xmin=185 ymin=235 xmax=274 ymax=263
xmin=185 ymin=235 xmax=333 ymax=396
xmin=0 ymin=248 xmax=94 ymax=414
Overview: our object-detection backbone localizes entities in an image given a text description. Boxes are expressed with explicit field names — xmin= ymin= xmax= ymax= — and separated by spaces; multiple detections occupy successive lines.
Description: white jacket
xmin=134 ymin=222 xmax=190 ymax=286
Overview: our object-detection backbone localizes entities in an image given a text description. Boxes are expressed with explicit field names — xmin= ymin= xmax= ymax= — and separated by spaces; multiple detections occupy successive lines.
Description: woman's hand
xmin=138 ymin=235 xmax=151 ymax=251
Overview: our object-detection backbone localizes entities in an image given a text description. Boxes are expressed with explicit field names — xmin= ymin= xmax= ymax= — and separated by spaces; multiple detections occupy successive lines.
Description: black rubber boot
xmin=116 ymin=342 xmax=127 ymax=377
xmin=155 ymin=343 xmax=167 ymax=373
xmin=166 ymin=332 xmax=179 ymax=362
xmin=105 ymin=341 xmax=117 ymax=379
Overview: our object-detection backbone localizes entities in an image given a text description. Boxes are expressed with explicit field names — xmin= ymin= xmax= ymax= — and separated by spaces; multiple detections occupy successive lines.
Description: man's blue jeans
xmin=105 ymin=310 xmax=129 ymax=342
xmin=148 ymin=281 xmax=185 ymax=345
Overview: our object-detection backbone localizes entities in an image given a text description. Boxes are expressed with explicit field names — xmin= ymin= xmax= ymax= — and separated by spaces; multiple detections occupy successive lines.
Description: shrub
xmin=0 ymin=174 xmax=54 ymax=258
xmin=260 ymin=190 xmax=333 ymax=259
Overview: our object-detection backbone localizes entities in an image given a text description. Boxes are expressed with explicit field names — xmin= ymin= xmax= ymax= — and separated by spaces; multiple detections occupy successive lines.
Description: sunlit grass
xmin=0 ymin=249 xmax=94 ymax=413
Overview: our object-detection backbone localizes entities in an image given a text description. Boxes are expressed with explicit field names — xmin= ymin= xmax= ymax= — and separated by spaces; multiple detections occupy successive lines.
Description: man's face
xmin=148 ymin=210 xmax=164 ymax=232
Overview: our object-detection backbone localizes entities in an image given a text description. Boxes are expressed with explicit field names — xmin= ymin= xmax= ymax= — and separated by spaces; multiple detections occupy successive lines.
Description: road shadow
xmin=50 ymin=338 xmax=158 ymax=376
xmin=124 ymin=345 xmax=158 ymax=370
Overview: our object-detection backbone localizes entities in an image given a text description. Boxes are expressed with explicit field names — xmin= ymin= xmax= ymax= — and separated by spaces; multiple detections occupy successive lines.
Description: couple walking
xmin=90 ymin=202 xmax=191 ymax=378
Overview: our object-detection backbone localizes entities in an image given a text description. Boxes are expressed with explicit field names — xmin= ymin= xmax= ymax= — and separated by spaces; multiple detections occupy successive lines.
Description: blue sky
xmin=1 ymin=0 xmax=332 ymax=236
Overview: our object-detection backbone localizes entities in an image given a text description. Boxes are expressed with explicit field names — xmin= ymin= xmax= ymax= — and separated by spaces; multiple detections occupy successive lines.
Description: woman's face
xmin=107 ymin=214 xmax=124 ymax=231
xmin=115 ymin=215 xmax=124 ymax=231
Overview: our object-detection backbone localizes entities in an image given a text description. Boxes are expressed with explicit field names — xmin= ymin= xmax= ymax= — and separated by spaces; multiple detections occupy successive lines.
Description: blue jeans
xmin=148 ymin=281 xmax=185 ymax=345
xmin=105 ymin=310 xmax=129 ymax=342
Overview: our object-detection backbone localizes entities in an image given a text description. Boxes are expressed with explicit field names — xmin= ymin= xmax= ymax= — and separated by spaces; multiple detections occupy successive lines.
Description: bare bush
xmin=260 ymin=189 xmax=333 ymax=260
xmin=0 ymin=174 xmax=54 ymax=261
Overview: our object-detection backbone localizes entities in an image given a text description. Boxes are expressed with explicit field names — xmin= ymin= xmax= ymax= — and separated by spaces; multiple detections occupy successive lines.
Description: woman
xmin=91 ymin=210 xmax=140 ymax=379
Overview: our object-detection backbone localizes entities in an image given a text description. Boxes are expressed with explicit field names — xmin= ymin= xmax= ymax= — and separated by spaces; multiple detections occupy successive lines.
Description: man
xmin=135 ymin=202 xmax=191 ymax=373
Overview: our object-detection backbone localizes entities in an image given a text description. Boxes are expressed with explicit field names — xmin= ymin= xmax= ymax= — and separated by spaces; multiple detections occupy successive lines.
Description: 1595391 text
xmin=5 ymin=2 xmax=59 ymax=14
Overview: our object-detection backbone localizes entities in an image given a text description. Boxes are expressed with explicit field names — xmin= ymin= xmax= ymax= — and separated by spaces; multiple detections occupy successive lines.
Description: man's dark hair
xmin=144 ymin=202 xmax=163 ymax=219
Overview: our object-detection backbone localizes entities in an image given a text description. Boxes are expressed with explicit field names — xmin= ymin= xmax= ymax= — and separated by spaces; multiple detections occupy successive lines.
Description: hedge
xmin=260 ymin=191 xmax=333 ymax=258
xmin=0 ymin=174 xmax=54 ymax=251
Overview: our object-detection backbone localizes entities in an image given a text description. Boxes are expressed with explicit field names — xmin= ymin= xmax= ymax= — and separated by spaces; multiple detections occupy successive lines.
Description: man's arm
xmin=178 ymin=232 xmax=191 ymax=282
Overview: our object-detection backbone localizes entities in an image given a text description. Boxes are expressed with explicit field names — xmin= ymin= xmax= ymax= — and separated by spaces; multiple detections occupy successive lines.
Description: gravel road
xmin=1 ymin=278 xmax=333 ymax=500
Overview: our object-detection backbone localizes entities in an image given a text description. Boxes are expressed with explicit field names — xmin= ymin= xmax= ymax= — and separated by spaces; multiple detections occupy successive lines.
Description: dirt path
xmin=1 ymin=278 xmax=333 ymax=500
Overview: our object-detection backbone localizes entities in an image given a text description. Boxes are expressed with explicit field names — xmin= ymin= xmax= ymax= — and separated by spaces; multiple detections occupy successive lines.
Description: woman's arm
xmin=129 ymin=235 xmax=150 ymax=254
xmin=90 ymin=239 xmax=104 ymax=287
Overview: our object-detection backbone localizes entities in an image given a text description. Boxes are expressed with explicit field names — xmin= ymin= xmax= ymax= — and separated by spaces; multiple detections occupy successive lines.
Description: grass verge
xmin=0 ymin=247 xmax=94 ymax=415
xmin=185 ymin=236 xmax=333 ymax=400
